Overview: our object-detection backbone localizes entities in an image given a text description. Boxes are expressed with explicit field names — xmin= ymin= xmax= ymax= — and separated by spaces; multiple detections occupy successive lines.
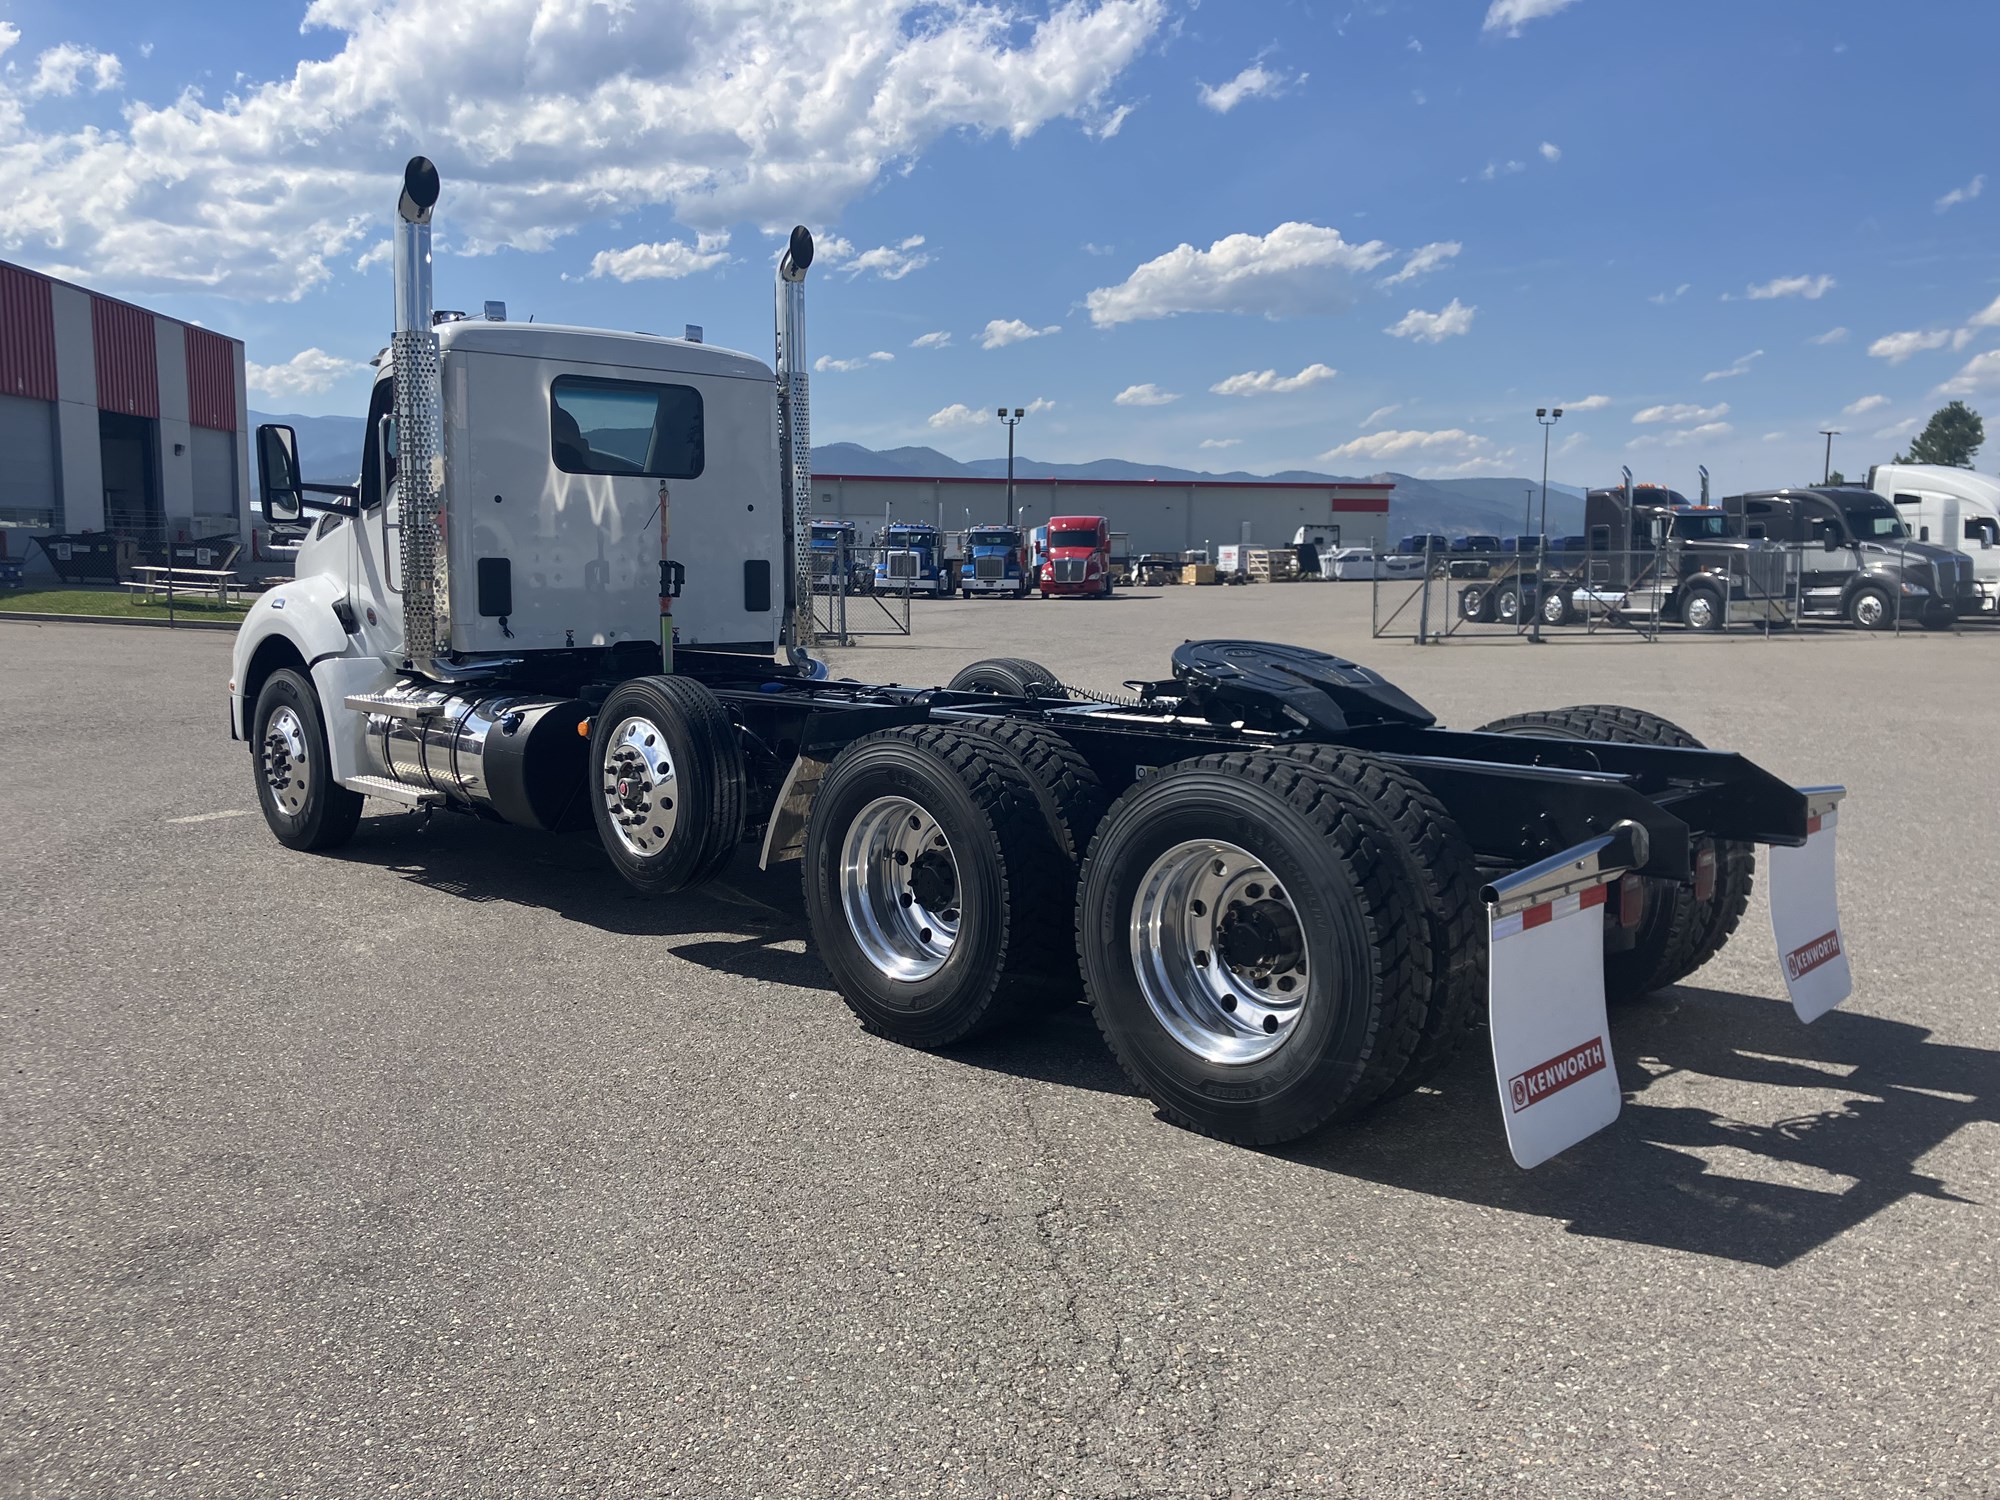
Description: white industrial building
xmin=1 ymin=258 xmax=250 ymax=567
xmin=810 ymin=473 xmax=1392 ymax=557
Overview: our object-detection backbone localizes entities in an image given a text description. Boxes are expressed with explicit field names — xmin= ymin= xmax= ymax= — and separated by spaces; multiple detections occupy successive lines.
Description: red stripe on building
xmin=184 ymin=326 xmax=238 ymax=432
xmin=0 ymin=261 xmax=59 ymax=403
xmin=91 ymin=296 xmax=159 ymax=418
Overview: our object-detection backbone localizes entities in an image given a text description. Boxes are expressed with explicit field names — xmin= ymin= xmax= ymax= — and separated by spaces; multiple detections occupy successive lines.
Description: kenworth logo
xmin=1785 ymin=930 xmax=1843 ymax=981
xmin=1508 ymin=1037 xmax=1609 ymax=1113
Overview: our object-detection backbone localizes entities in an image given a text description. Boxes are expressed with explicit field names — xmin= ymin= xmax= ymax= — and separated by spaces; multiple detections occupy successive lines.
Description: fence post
xmin=1416 ymin=537 xmax=1433 ymax=644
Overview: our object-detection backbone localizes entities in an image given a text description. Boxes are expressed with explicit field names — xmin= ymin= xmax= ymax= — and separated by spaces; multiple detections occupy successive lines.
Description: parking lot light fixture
xmin=1000 ymin=406 xmax=1026 ymax=523
xmin=1531 ymin=407 xmax=1562 ymax=642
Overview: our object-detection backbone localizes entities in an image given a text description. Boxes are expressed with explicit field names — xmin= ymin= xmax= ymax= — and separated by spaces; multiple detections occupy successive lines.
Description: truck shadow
xmin=1284 ymin=986 xmax=1993 ymax=1268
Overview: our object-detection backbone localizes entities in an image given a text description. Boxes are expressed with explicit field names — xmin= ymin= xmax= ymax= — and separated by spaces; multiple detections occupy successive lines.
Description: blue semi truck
xmin=874 ymin=521 xmax=954 ymax=595
xmin=958 ymin=524 xmax=1031 ymax=597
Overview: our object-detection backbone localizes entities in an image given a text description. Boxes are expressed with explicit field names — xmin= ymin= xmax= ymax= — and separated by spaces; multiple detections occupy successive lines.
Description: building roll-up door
xmin=0 ymin=393 xmax=58 ymax=525
xmin=191 ymin=425 xmax=238 ymax=517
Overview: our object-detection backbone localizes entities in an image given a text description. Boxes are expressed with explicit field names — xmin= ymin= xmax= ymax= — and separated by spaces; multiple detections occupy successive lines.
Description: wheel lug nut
xmin=1194 ymin=950 xmax=1209 ymax=968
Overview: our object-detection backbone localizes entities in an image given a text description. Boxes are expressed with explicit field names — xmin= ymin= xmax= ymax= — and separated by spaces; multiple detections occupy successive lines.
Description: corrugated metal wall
xmin=91 ymin=295 xmax=159 ymax=418
xmin=184 ymin=325 xmax=237 ymax=431
xmin=0 ymin=262 xmax=60 ymax=402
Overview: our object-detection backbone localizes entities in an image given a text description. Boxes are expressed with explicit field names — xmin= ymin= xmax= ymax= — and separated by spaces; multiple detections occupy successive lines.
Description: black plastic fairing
xmin=1170 ymin=640 xmax=1436 ymax=734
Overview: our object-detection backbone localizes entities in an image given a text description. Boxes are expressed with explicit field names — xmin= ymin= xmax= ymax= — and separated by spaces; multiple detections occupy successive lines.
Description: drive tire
xmin=805 ymin=725 xmax=1064 ymax=1047
xmin=1540 ymin=588 xmax=1575 ymax=626
xmin=1076 ymin=754 xmax=1429 ymax=1146
xmin=946 ymin=657 xmax=1071 ymax=699
xmin=252 ymin=668 xmax=363 ymax=852
xmin=1494 ymin=584 xmax=1522 ymax=624
xmin=1458 ymin=584 xmax=1495 ymax=623
xmin=1849 ymin=585 xmax=1894 ymax=631
xmin=1476 ymin=705 xmax=1753 ymax=999
xmin=1678 ymin=583 xmax=1725 ymax=632
xmin=589 ymin=675 xmax=745 ymax=895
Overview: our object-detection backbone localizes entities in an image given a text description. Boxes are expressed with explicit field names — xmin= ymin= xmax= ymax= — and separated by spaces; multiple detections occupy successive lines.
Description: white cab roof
xmin=434 ymin=320 xmax=772 ymax=383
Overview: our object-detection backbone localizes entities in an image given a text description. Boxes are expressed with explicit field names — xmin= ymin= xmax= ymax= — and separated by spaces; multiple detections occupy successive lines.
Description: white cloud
xmin=1022 ymin=396 xmax=1055 ymax=416
xmin=1629 ymin=421 xmax=1733 ymax=450
xmin=0 ymin=23 xmax=20 ymax=60
xmin=1633 ymin=401 xmax=1728 ymax=425
xmin=1319 ymin=427 xmax=1508 ymax=476
xmin=823 ymin=233 xmax=930 ymax=282
xmin=980 ymin=318 xmax=1061 ymax=349
xmin=1875 ymin=417 xmax=1921 ymax=440
xmin=1384 ymin=298 xmax=1475 ymax=343
xmin=1841 ymin=394 xmax=1890 ymax=418
xmin=1702 ymin=349 xmax=1764 ymax=382
xmin=928 ymin=403 xmax=992 ymax=430
xmin=1965 ymin=294 xmax=2000 ymax=330
xmin=1081 ymin=241 xmax=1116 ymax=256
xmin=1935 ymin=174 xmax=1985 ymax=212
xmin=1560 ymin=394 xmax=1611 ymax=412
xmin=1115 ymin=383 xmax=1179 ymax=406
xmin=1807 ymin=326 xmax=1849 ymax=346
xmin=586 ymin=233 xmax=731 ymax=282
xmin=1361 ymin=403 xmax=1402 ymax=428
xmin=1199 ymin=437 xmax=1242 ymax=449
xmin=1762 ymin=432 xmax=1788 ymax=443
xmin=1935 ymin=349 xmax=2000 ymax=398
xmin=1483 ymin=0 xmax=1584 ymax=36
xmin=1209 ymin=362 xmax=1339 ymax=397
xmin=1197 ymin=61 xmax=1299 ymax=113
xmin=1539 ymin=141 xmax=1561 ymax=162
xmin=1377 ymin=240 xmax=1460 ymax=287
xmin=247 ymin=347 xmax=367 ymax=399
xmin=1746 ymin=274 xmax=1835 ymax=301
xmin=1085 ymin=222 xmax=1393 ymax=327
xmin=910 ymin=330 xmax=952 ymax=349
xmin=1649 ymin=283 xmax=1692 ymax=305
xmin=0 ymin=0 xmax=1163 ymax=301
xmin=1478 ymin=159 xmax=1526 ymax=181
xmin=813 ymin=351 xmax=894 ymax=373
xmin=28 ymin=43 xmax=123 ymax=97
xmin=1868 ymin=328 xmax=1952 ymax=364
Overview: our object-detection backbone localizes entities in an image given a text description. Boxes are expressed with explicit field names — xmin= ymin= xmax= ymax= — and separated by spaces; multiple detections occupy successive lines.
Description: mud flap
xmin=1482 ymin=825 xmax=1646 ymax=1169
xmin=1767 ymin=788 xmax=1850 ymax=1022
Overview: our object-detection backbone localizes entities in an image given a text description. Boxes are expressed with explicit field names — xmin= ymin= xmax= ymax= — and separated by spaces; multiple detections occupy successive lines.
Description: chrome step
xmin=344 ymin=693 xmax=443 ymax=720
xmin=342 ymin=774 xmax=443 ymax=807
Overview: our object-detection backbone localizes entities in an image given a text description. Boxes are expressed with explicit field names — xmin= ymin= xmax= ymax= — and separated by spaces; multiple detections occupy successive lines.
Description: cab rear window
xmin=550 ymin=375 xmax=704 ymax=478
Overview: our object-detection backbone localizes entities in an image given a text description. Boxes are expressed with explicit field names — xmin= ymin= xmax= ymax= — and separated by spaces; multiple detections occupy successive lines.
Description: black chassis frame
xmin=671 ymin=641 xmax=1816 ymax=886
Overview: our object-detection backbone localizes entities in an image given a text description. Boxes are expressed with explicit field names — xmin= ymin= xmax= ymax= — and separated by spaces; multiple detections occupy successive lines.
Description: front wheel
xmin=1540 ymin=588 xmax=1574 ymax=626
xmin=252 ymin=668 xmax=363 ymax=851
xmin=1849 ymin=585 xmax=1894 ymax=631
xmin=1679 ymin=585 xmax=1724 ymax=632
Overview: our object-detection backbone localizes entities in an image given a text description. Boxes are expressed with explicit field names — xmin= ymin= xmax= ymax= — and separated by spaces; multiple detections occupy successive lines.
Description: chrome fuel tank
xmin=356 ymin=681 xmax=586 ymax=830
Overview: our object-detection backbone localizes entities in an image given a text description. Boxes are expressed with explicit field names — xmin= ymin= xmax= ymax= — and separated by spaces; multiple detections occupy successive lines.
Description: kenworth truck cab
xmin=1869 ymin=463 xmax=2000 ymax=618
xmin=874 ymin=521 xmax=953 ymax=595
xmin=960 ymin=524 xmax=1030 ymax=596
xmin=229 ymin=157 xmax=1859 ymax=1171
xmin=1040 ymin=514 xmax=1113 ymax=598
xmin=1723 ymin=487 xmax=1977 ymax=629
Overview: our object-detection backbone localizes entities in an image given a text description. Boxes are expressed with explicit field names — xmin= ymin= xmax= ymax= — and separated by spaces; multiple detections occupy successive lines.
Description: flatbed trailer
xmin=229 ymin=160 xmax=1854 ymax=1170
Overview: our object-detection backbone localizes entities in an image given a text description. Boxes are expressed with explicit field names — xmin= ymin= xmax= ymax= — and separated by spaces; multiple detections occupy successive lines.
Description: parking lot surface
xmin=4 ymin=590 xmax=1996 ymax=1498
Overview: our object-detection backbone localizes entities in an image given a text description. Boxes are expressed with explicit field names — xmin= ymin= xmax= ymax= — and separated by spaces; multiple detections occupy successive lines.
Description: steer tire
xmin=946 ymin=657 xmax=1071 ymax=699
xmin=1678 ymin=584 xmax=1725 ymax=632
xmin=1076 ymin=753 xmax=1429 ymax=1146
xmin=805 ymin=725 xmax=1066 ymax=1048
xmin=1849 ymin=585 xmax=1895 ymax=631
xmin=589 ymin=675 xmax=745 ymax=895
xmin=1476 ymin=704 xmax=1753 ymax=999
xmin=251 ymin=668 xmax=364 ymax=852
xmin=1266 ymin=745 xmax=1484 ymax=1095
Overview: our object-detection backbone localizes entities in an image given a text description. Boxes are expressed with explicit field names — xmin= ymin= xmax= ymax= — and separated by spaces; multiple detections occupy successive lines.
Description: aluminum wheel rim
xmin=839 ymin=795 xmax=960 ymax=981
xmin=1496 ymin=590 xmax=1519 ymax=621
xmin=1463 ymin=587 xmax=1486 ymax=615
xmin=261 ymin=706 xmax=310 ymax=816
xmin=1130 ymin=839 xmax=1311 ymax=1065
xmin=600 ymin=716 xmax=680 ymax=858
xmin=1855 ymin=594 xmax=1885 ymax=627
xmin=1685 ymin=593 xmax=1716 ymax=629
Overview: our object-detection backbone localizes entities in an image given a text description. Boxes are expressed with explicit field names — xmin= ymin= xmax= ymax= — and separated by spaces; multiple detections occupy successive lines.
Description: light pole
xmin=1819 ymin=429 xmax=1839 ymax=484
xmin=998 ymin=406 xmax=1025 ymax=522
xmin=1531 ymin=406 xmax=1562 ymax=642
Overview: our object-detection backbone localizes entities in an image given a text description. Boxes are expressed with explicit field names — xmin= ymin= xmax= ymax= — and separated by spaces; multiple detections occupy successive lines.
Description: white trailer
xmin=228 ymin=158 xmax=1859 ymax=1169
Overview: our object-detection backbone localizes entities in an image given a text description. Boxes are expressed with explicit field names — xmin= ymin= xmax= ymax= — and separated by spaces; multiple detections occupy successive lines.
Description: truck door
xmin=1791 ymin=498 xmax=1857 ymax=611
xmin=352 ymin=373 xmax=403 ymax=660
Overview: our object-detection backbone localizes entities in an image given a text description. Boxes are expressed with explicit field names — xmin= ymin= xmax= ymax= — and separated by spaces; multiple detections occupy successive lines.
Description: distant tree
xmin=1826 ymin=469 xmax=1846 ymax=485
xmin=1895 ymin=401 xmax=1985 ymax=468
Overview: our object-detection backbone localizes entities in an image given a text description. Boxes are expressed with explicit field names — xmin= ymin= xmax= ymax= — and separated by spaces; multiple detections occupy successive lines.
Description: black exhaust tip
xmin=400 ymin=156 xmax=441 ymax=219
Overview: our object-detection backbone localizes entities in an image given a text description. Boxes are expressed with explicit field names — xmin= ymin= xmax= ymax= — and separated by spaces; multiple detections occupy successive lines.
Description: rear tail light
xmin=1617 ymin=873 xmax=1644 ymax=929
xmin=1694 ymin=846 xmax=1717 ymax=904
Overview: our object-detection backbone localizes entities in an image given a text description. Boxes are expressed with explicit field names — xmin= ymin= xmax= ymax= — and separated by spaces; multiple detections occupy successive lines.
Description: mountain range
xmin=253 ymin=412 xmax=1588 ymax=537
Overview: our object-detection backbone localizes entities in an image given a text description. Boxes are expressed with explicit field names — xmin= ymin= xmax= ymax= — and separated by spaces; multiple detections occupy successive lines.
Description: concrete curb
xmin=0 ymin=611 xmax=241 ymax=632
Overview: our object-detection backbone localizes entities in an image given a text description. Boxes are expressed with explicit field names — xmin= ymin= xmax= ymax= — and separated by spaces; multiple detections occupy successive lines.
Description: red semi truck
xmin=1039 ymin=514 xmax=1114 ymax=598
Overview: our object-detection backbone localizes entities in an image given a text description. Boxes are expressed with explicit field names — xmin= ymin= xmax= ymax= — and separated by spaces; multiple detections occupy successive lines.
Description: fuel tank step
xmin=342 ymin=774 xmax=443 ymax=806
xmin=344 ymin=692 xmax=444 ymax=720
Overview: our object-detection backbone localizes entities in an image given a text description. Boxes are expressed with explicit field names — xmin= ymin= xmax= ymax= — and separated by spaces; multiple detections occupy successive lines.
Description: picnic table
xmin=121 ymin=566 xmax=245 ymax=604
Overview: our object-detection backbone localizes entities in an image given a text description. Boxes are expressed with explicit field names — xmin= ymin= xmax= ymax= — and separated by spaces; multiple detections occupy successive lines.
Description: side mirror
xmin=256 ymin=424 xmax=304 ymax=524
xmin=1822 ymin=531 xmax=1840 ymax=552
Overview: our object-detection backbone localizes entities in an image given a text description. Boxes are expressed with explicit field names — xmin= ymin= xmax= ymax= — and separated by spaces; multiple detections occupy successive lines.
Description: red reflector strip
xmin=1806 ymin=813 xmax=1823 ymax=836
xmin=1498 ymin=880 xmax=1610 ymax=939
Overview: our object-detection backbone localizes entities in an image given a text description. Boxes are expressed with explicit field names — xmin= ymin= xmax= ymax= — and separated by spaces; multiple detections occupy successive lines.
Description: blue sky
xmin=2 ymin=0 xmax=1995 ymax=490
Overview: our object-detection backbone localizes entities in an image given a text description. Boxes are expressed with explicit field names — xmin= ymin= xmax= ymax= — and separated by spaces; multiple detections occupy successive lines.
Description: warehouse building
xmin=810 ymin=473 xmax=1392 ymax=557
xmin=0 ymin=258 xmax=249 ymax=563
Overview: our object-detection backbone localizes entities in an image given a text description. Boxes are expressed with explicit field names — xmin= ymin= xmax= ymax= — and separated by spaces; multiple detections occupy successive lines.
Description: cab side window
xmin=358 ymin=378 xmax=397 ymax=512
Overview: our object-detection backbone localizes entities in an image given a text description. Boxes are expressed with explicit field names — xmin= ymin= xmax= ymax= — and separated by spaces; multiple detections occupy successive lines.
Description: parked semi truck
xmin=959 ymin=524 xmax=1031 ymax=596
xmin=1039 ymin=515 xmax=1114 ymax=598
xmin=809 ymin=519 xmax=872 ymax=595
xmin=230 ymin=158 xmax=1856 ymax=1169
xmin=1868 ymin=463 xmax=2000 ymax=617
xmin=1722 ymin=486 xmax=1977 ymax=629
xmin=875 ymin=521 xmax=954 ymax=595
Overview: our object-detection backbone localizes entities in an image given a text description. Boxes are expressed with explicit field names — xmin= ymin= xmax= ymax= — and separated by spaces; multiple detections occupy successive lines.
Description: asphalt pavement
xmin=3 ymin=594 xmax=1996 ymax=1498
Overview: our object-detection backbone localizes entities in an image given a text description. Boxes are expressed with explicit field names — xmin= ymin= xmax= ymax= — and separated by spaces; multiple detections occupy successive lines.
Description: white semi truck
xmin=1868 ymin=463 xmax=2000 ymax=617
xmin=231 ymin=159 xmax=1857 ymax=1168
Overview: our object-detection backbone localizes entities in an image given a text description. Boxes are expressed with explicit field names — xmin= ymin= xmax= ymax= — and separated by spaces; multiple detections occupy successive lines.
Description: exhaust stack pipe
xmin=775 ymin=225 xmax=814 ymax=654
xmin=393 ymin=156 xmax=450 ymax=666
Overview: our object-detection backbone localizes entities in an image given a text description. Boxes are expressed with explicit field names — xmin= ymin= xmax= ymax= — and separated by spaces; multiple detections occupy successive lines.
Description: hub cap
xmin=261 ymin=706 xmax=310 ymax=816
xmin=1855 ymin=593 xmax=1885 ymax=628
xmin=839 ymin=796 xmax=960 ymax=981
xmin=1685 ymin=593 xmax=1716 ymax=629
xmin=600 ymin=716 xmax=680 ymax=858
xmin=1130 ymin=839 xmax=1311 ymax=1065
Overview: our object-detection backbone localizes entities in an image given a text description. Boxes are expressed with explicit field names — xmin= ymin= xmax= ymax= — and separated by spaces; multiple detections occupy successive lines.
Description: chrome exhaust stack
xmin=775 ymin=226 xmax=814 ymax=653
xmin=393 ymin=156 xmax=450 ymax=667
